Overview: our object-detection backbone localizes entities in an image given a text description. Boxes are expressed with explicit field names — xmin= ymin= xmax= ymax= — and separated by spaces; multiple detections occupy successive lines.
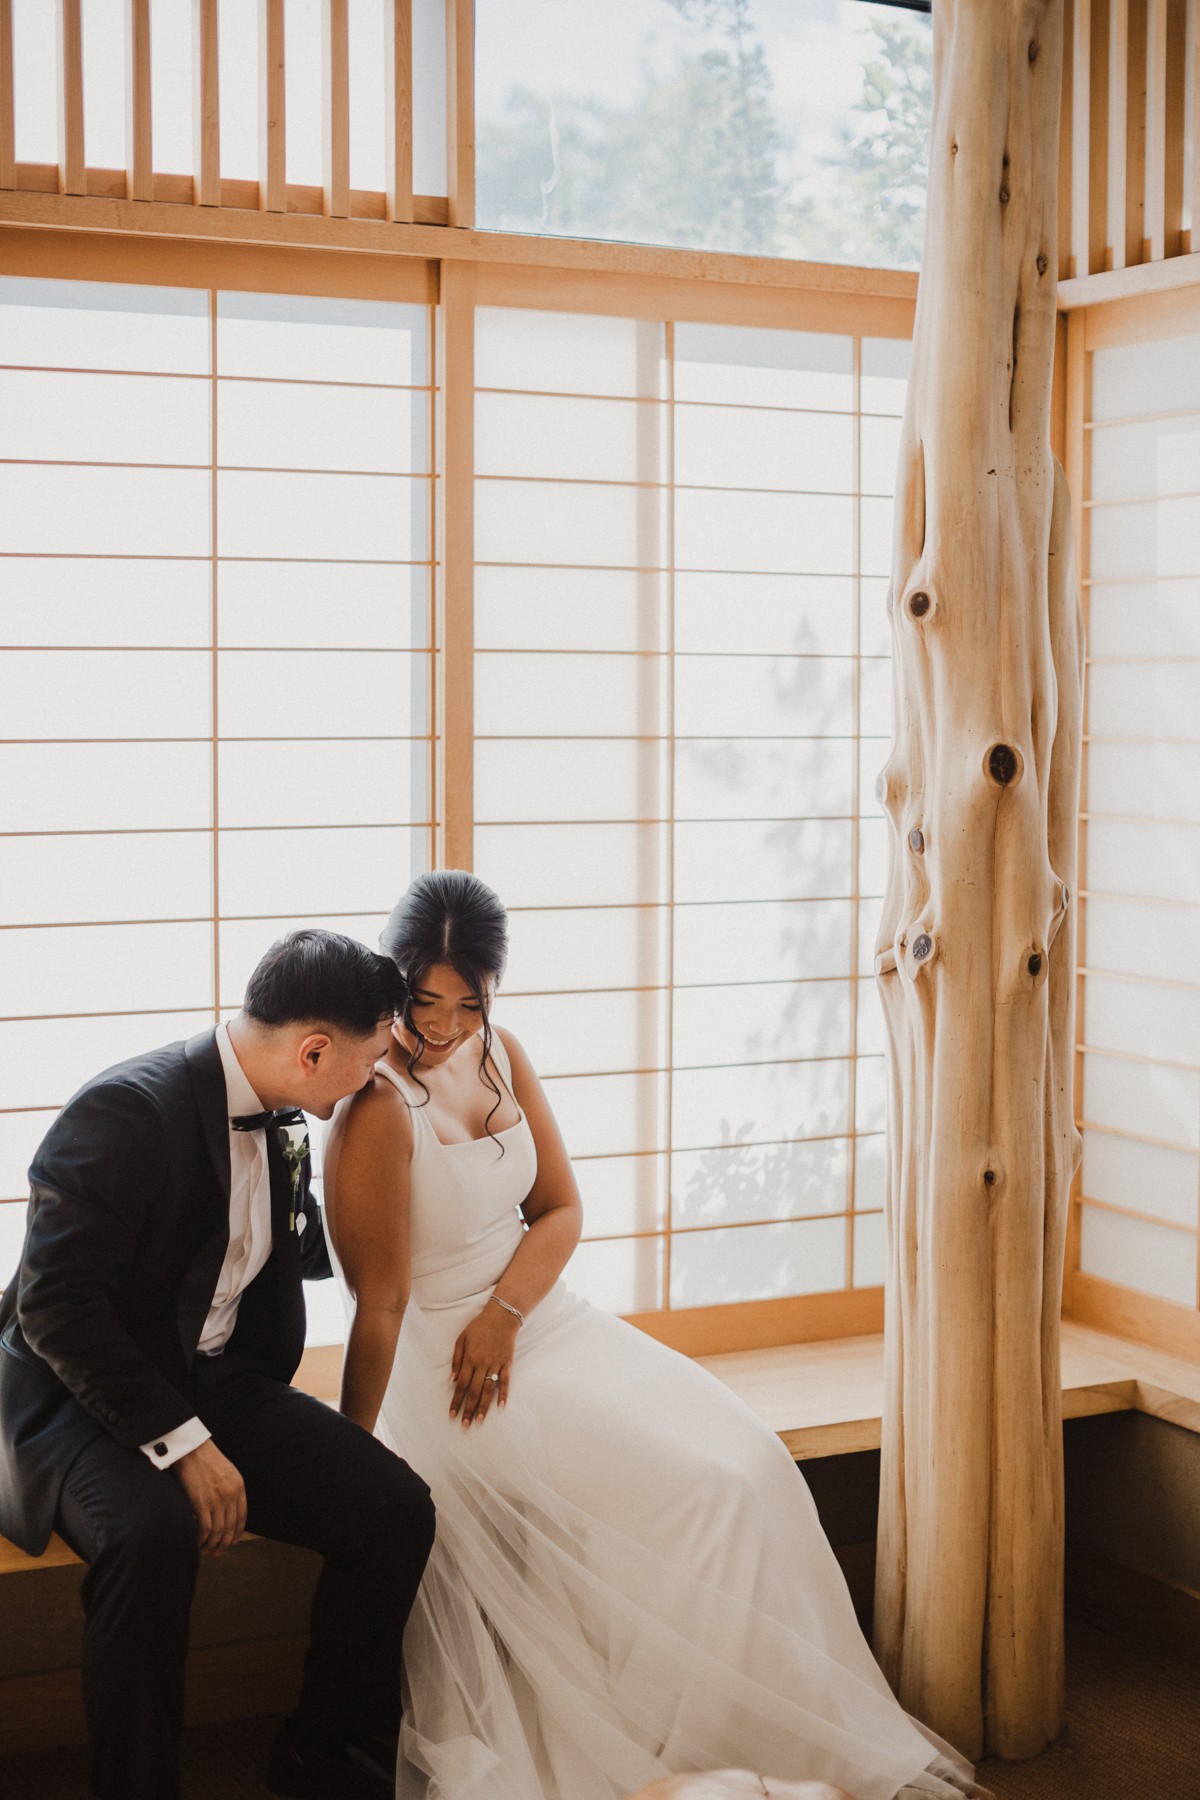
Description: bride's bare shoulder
xmin=327 ymin=1068 xmax=414 ymax=1160
xmin=492 ymin=1024 xmax=534 ymax=1075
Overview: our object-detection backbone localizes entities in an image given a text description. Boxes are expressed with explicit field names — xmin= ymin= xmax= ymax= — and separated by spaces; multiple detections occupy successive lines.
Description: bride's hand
xmin=450 ymin=1304 xmax=519 ymax=1426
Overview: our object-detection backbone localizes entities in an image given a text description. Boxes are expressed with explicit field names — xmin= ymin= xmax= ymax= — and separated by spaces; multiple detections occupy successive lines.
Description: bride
xmin=321 ymin=872 xmax=987 ymax=1800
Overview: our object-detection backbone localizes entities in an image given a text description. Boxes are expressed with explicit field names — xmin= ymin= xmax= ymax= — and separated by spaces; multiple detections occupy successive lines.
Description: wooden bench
xmin=3 ymin=1322 xmax=1198 ymax=1756
xmin=695 ymin=1318 xmax=1200 ymax=1458
xmin=0 ymin=1344 xmax=342 ymax=1755
xmin=694 ymin=1320 xmax=1200 ymax=1646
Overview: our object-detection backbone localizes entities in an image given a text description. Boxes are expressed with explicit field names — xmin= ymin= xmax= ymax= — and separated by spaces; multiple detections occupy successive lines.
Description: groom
xmin=0 ymin=930 xmax=435 ymax=1800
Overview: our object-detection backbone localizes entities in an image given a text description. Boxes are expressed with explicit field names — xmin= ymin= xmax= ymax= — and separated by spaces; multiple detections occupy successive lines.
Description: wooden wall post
xmin=0 ymin=0 xmax=13 ymax=192
xmin=1126 ymin=0 xmax=1148 ymax=263
xmin=322 ymin=0 xmax=349 ymax=219
xmin=384 ymin=0 xmax=414 ymax=223
xmin=56 ymin=0 xmax=85 ymax=197
xmin=1062 ymin=306 xmax=1088 ymax=1321
xmin=1163 ymin=0 xmax=1186 ymax=255
xmin=258 ymin=0 xmax=285 ymax=214
xmin=1189 ymin=0 xmax=1200 ymax=251
xmin=1057 ymin=0 xmax=1073 ymax=276
xmin=437 ymin=260 xmax=474 ymax=871
xmin=1088 ymin=0 xmax=1111 ymax=272
xmin=193 ymin=0 xmax=220 ymax=207
xmin=446 ymin=0 xmax=474 ymax=228
xmin=125 ymin=0 xmax=152 ymax=202
xmin=1146 ymin=0 xmax=1168 ymax=257
xmin=873 ymin=0 xmax=1083 ymax=1762
xmin=1108 ymin=0 xmax=1129 ymax=265
xmin=1070 ymin=0 xmax=1091 ymax=275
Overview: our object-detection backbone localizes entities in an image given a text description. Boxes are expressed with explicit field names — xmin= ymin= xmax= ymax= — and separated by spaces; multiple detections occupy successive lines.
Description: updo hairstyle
xmin=379 ymin=870 xmax=509 ymax=1142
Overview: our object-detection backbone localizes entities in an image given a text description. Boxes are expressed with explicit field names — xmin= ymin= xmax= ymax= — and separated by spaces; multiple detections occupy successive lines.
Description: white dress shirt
xmin=139 ymin=1023 xmax=276 ymax=1470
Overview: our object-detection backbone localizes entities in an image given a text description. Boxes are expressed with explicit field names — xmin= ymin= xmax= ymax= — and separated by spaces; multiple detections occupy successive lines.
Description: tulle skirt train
xmin=371 ymin=1286 xmax=980 ymax=1800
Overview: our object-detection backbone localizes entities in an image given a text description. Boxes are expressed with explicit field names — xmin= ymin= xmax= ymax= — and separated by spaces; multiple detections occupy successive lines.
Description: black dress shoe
xmin=347 ymin=1732 xmax=398 ymax=1783
xmin=266 ymin=1720 xmax=393 ymax=1799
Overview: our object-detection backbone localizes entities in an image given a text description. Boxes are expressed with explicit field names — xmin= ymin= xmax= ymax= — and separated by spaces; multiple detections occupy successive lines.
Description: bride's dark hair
xmin=379 ymin=870 xmax=509 ymax=1145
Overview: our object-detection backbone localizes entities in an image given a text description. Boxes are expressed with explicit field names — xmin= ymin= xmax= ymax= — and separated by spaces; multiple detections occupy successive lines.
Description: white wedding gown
xmin=329 ymin=1040 xmax=981 ymax=1800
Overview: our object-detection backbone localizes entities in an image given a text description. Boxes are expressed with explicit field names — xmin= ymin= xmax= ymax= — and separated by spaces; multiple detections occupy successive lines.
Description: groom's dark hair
xmin=244 ymin=930 xmax=405 ymax=1037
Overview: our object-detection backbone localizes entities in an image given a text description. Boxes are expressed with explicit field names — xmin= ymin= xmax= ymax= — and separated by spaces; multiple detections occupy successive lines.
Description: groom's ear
xmin=297 ymin=1031 xmax=333 ymax=1071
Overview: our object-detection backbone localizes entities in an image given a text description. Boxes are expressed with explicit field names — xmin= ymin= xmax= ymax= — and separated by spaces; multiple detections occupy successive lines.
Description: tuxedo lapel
xmin=180 ymin=1028 xmax=233 ymax=1361
xmin=185 ymin=1027 xmax=231 ymax=1201
xmin=264 ymin=1125 xmax=302 ymax=1274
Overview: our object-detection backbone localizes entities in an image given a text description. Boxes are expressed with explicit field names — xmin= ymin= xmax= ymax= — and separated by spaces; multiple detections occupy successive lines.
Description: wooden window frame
xmin=0 ymin=215 xmax=915 ymax=1356
xmin=8 ymin=0 xmax=1198 ymax=1360
xmin=1059 ymin=275 xmax=1200 ymax=1364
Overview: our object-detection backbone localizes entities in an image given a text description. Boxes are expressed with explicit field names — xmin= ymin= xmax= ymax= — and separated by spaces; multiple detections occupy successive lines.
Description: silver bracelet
xmin=488 ymin=1293 xmax=524 ymax=1325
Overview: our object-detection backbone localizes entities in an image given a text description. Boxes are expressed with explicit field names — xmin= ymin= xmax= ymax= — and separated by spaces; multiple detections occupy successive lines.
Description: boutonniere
xmin=278 ymin=1121 xmax=310 ymax=1233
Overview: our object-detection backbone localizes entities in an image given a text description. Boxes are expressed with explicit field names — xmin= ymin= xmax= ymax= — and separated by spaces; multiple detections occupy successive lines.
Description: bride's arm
xmin=450 ymin=1027 xmax=583 ymax=1426
xmin=322 ymin=1077 xmax=413 ymax=1435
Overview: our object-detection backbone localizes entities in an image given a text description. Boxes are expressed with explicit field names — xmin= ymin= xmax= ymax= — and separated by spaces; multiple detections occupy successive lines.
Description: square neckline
xmin=375 ymin=1053 xmax=526 ymax=1149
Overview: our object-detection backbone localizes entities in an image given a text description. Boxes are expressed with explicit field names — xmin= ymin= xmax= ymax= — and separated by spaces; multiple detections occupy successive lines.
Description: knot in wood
xmin=908 ymin=827 xmax=924 ymax=854
xmin=909 ymin=590 xmax=931 ymax=619
xmin=983 ymin=1169 xmax=996 ymax=1187
xmin=999 ymin=185 xmax=1011 ymax=205
xmin=1028 ymin=39 xmax=1039 ymax=62
xmin=1027 ymin=952 xmax=1043 ymax=977
xmin=912 ymin=932 xmax=933 ymax=963
xmin=987 ymin=742 xmax=1019 ymax=786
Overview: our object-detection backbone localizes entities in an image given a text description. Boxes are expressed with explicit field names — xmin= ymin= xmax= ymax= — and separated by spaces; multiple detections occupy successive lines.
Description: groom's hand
xmin=174 ymin=1439 xmax=247 ymax=1555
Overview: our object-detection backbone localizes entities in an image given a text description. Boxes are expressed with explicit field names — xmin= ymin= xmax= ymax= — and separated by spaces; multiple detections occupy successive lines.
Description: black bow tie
xmin=230 ymin=1108 xmax=307 ymax=1133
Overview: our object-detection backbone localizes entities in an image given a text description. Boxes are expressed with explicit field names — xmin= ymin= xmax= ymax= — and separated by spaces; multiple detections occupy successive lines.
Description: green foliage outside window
xmin=476 ymin=3 xmax=932 ymax=270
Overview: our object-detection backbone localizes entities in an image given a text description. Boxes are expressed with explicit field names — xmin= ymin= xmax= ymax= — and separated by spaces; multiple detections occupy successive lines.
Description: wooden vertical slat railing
xmin=1088 ymin=0 xmax=1110 ymax=273
xmin=437 ymin=260 xmax=475 ymax=871
xmin=125 ymin=0 xmax=152 ymax=202
xmin=446 ymin=0 xmax=474 ymax=228
xmin=193 ymin=0 xmax=219 ymax=207
xmin=1125 ymin=0 xmax=1148 ymax=263
xmin=385 ymin=0 xmax=414 ymax=223
xmin=0 ymin=0 xmax=13 ymax=191
xmin=1107 ymin=0 xmax=1129 ymax=265
xmin=322 ymin=0 xmax=349 ymax=218
xmin=56 ymin=0 xmax=85 ymax=197
xmin=1059 ymin=0 xmax=1075 ymax=277
xmin=1163 ymin=0 xmax=1186 ymax=255
xmin=1146 ymin=0 xmax=1168 ymax=259
xmin=258 ymin=0 xmax=285 ymax=213
xmin=9 ymin=6 xmax=1200 ymax=282
xmin=1190 ymin=0 xmax=1200 ymax=251
xmin=1057 ymin=0 xmax=1200 ymax=274
xmin=1071 ymin=0 xmax=1091 ymax=275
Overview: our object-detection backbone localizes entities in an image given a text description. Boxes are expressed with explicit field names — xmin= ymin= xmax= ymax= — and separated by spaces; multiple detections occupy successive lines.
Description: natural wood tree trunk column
xmin=871 ymin=0 xmax=1083 ymax=1763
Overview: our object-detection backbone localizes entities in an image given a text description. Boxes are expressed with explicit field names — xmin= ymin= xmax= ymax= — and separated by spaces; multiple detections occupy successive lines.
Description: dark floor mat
xmin=0 ymin=1713 xmax=284 ymax=1800
xmin=977 ymin=1612 xmax=1200 ymax=1800
xmin=4 ymin=1613 xmax=1198 ymax=1798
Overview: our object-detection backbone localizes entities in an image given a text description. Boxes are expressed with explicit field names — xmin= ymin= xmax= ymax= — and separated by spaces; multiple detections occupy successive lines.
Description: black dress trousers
xmin=56 ymin=1353 xmax=435 ymax=1800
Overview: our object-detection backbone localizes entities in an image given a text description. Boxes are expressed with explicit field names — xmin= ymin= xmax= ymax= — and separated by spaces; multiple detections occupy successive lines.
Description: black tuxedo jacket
xmin=0 ymin=1027 xmax=331 ymax=1555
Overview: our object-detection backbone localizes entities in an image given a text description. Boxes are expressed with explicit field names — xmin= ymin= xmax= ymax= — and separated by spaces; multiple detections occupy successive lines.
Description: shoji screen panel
xmin=1078 ymin=321 xmax=1200 ymax=1315
xmin=0 ymin=277 xmax=434 ymax=1328
xmin=473 ymin=304 xmax=910 ymax=1318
